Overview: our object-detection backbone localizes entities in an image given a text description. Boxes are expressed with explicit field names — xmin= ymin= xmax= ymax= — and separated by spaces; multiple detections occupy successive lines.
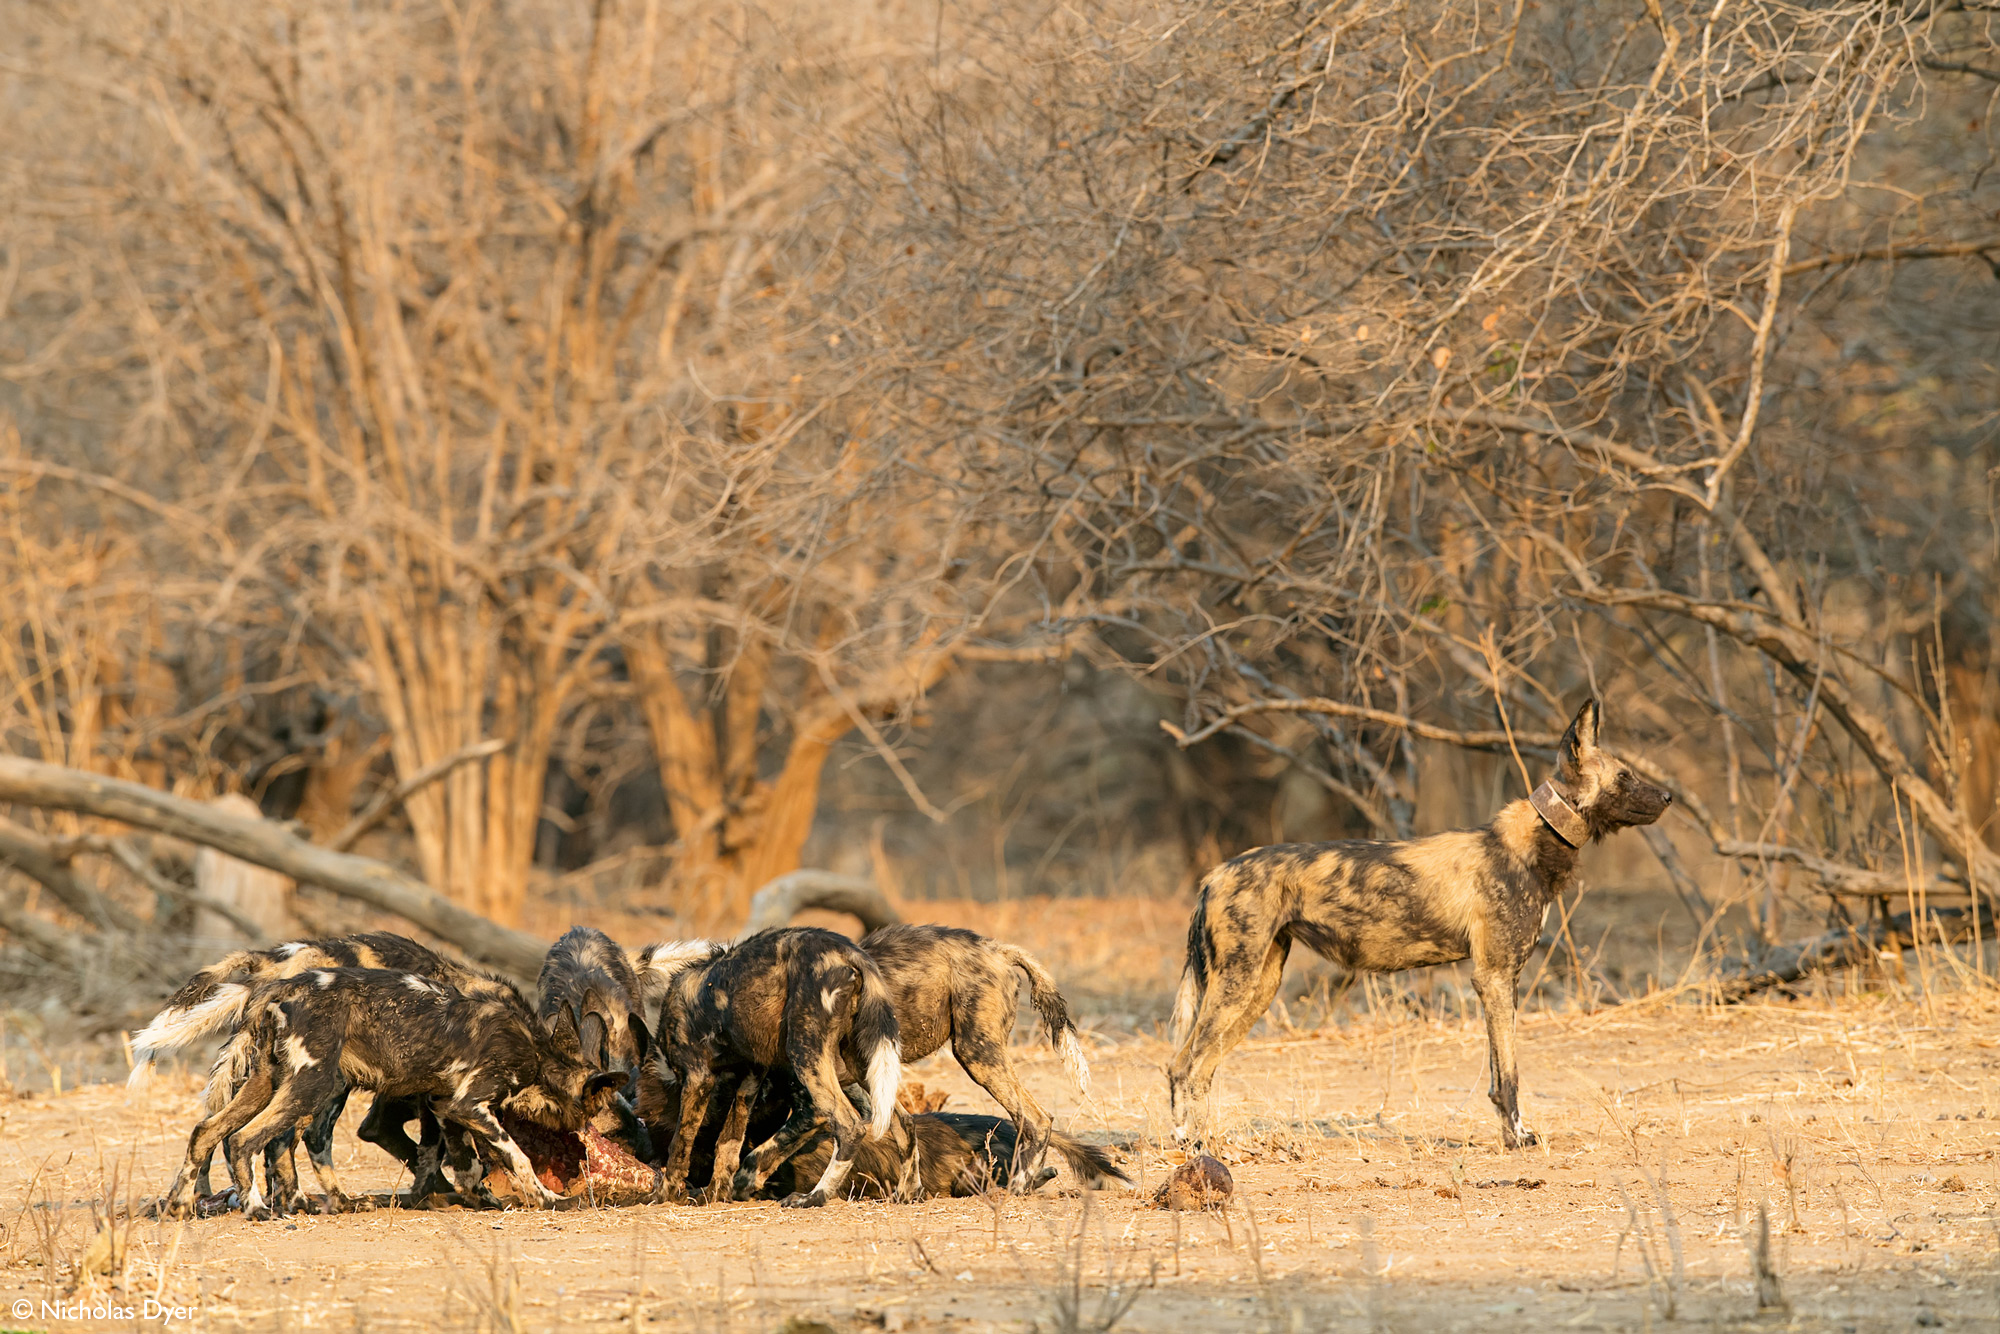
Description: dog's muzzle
xmin=1530 ymin=780 xmax=1589 ymax=847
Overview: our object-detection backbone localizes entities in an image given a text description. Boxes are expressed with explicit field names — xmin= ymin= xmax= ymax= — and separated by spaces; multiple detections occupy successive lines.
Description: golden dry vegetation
xmin=1 ymin=0 xmax=1998 ymax=1327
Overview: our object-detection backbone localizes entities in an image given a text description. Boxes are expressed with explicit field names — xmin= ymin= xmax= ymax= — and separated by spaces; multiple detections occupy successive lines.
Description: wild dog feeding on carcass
xmin=859 ymin=923 xmax=1092 ymax=1189
xmin=130 ymin=931 xmax=520 ymax=1205
xmin=655 ymin=927 xmax=903 ymax=1207
xmin=158 ymin=967 xmax=626 ymax=1219
xmin=538 ymin=925 xmax=659 ymax=1156
xmin=1167 ymin=698 xmax=1671 ymax=1149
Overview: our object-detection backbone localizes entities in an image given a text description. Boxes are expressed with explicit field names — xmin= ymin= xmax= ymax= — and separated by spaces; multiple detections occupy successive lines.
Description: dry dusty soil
xmin=3 ymin=990 xmax=1998 ymax=1332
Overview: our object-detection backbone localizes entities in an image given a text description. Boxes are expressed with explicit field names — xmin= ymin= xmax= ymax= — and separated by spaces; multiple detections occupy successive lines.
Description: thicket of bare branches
xmin=833 ymin=0 xmax=2000 ymax=939
xmin=0 ymin=0 xmax=1996 ymax=992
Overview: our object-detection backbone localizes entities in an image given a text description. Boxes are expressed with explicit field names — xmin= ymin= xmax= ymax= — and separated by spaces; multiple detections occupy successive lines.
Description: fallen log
xmin=0 ymin=812 xmax=145 ymax=933
xmin=1715 ymin=904 xmax=1994 ymax=1001
xmin=739 ymin=870 xmax=901 ymax=939
xmin=0 ymin=757 xmax=549 ymax=979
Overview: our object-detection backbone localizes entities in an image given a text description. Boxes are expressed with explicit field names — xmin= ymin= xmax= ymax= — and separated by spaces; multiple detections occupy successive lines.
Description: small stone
xmin=1152 ymin=1155 xmax=1233 ymax=1211
xmin=1940 ymin=1175 xmax=1967 ymax=1193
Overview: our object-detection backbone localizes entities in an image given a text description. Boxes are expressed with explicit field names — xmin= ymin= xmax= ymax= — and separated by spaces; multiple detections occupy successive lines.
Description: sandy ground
xmin=3 ymin=988 xmax=1997 ymax=1333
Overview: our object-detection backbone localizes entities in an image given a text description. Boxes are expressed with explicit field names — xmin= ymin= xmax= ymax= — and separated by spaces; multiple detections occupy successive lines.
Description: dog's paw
xmin=1503 ymin=1129 xmax=1542 ymax=1150
xmin=242 ymin=1201 xmax=276 ymax=1222
xmin=728 ymin=1168 xmax=760 ymax=1201
xmin=778 ymin=1190 xmax=828 ymax=1209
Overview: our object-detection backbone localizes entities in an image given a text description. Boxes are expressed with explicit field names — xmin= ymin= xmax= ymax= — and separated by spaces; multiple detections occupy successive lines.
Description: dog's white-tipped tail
xmin=631 ymin=939 xmax=721 ymax=1001
xmin=126 ymin=982 xmax=252 ymax=1093
xmin=865 ymin=1039 xmax=900 ymax=1139
xmin=1058 ymin=1027 xmax=1091 ymax=1097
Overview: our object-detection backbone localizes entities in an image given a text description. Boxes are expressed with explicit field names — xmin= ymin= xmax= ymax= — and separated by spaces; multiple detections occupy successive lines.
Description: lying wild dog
xmin=539 ymin=926 xmax=657 ymax=1158
xmin=160 ymin=967 xmax=625 ymax=1219
xmin=859 ymin=924 xmax=1091 ymax=1190
xmin=1167 ymin=698 xmax=1671 ymax=1150
xmin=656 ymin=927 xmax=902 ymax=1207
xmin=769 ymin=1111 xmax=1129 ymax=1201
xmin=131 ymin=932 xmax=513 ymax=1203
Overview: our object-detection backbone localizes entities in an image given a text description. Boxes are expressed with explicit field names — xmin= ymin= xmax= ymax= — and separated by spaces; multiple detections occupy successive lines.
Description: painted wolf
xmin=1167 ymin=698 xmax=1670 ymax=1149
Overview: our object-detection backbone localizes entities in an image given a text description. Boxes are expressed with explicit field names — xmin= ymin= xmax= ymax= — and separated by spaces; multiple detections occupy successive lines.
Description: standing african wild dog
xmin=130 ymin=931 xmax=520 ymax=1203
xmin=859 ymin=924 xmax=1091 ymax=1190
xmin=1167 ymin=698 xmax=1671 ymax=1149
xmin=159 ymin=967 xmax=626 ymax=1219
xmin=655 ymin=927 xmax=902 ymax=1207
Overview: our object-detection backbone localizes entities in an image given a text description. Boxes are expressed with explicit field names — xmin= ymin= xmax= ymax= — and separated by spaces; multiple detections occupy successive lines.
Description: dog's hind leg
xmin=262 ymin=1131 xmax=305 ymax=1215
xmin=780 ymin=1059 xmax=864 ymax=1208
xmin=164 ymin=1060 xmax=276 ymax=1217
xmin=226 ymin=1063 xmax=343 ymax=1221
xmin=1166 ymin=935 xmax=1288 ymax=1147
xmin=299 ymin=1084 xmax=353 ymax=1212
xmin=1472 ymin=961 xmax=1536 ymax=1149
xmin=450 ymin=1102 xmax=559 ymax=1208
xmin=732 ymin=1100 xmax=828 ymax=1201
xmin=949 ymin=1044 xmax=1051 ymax=1193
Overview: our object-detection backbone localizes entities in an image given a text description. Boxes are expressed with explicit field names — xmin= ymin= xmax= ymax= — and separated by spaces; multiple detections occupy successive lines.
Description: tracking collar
xmin=1530 ymin=780 xmax=1589 ymax=848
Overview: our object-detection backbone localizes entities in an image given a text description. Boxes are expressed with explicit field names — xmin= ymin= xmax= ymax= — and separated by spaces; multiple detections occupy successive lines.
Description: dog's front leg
xmin=660 ymin=1063 xmax=717 ymax=1203
xmin=704 ymin=1073 xmax=760 ymax=1202
xmin=1471 ymin=963 xmax=1536 ymax=1150
xmin=456 ymin=1102 xmax=560 ymax=1209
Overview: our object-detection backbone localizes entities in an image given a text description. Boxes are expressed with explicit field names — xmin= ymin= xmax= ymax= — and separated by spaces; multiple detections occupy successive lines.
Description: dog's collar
xmin=1530 ymin=780 xmax=1589 ymax=848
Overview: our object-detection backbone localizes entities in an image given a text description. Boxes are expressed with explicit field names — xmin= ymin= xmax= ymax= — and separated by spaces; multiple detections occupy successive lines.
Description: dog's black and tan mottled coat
xmin=539 ymin=926 xmax=651 ymax=1075
xmin=858 ymin=923 xmax=1090 ymax=1188
xmin=160 ymin=967 xmax=625 ymax=1219
xmin=131 ymin=932 xmax=518 ymax=1204
xmin=1167 ymin=698 xmax=1671 ymax=1149
xmin=538 ymin=925 xmax=658 ymax=1158
xmin=770 ymin=1111 xmax=1128 ymax=1200
xmin=655 ymin=927 xmax=902 ymax=1207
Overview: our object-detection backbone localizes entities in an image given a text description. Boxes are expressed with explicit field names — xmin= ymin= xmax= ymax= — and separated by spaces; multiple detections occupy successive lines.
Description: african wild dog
xmin=625 ymin=937 xmax=727 ymax=1154
xmin=656 ymin=928 xmax=902 ymax=1207
xmin=539 ymin=926 xmax=658 ymax=1158
xmin=159 ymin=968 xmax=626 ymax=1219
xmin=1166 ymin=698 xmax=1671 ymax=1150
xmin=128 ymin=931 xmax=500 ymax=1089
xmin=769 ymin=1110 xmax=1129 ymax=1201
xmin=131 ymin=932 xmax=517 ymax=1204
xmin=859 ymin=924 xmax=1091 ymax=1190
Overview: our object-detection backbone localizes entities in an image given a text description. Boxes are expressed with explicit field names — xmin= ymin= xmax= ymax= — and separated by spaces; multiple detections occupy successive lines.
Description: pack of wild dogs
xmin=129 ymin=699 xmax=1668 ymax=1219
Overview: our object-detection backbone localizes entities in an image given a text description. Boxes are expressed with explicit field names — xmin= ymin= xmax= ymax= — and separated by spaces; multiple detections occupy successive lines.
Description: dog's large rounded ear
xmin=586 ymin=1070 xmax=628 ymax=1097
xmin=1556 ymin=698 xmax=1602 ymax=782
xmin=547 ymin=1002 xmax=581 ymax=1052
xmin=628 ymin=1012 xmax=652 ymax=1062
xmin=578 ymin=1010 xmax=609 ymax=1070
